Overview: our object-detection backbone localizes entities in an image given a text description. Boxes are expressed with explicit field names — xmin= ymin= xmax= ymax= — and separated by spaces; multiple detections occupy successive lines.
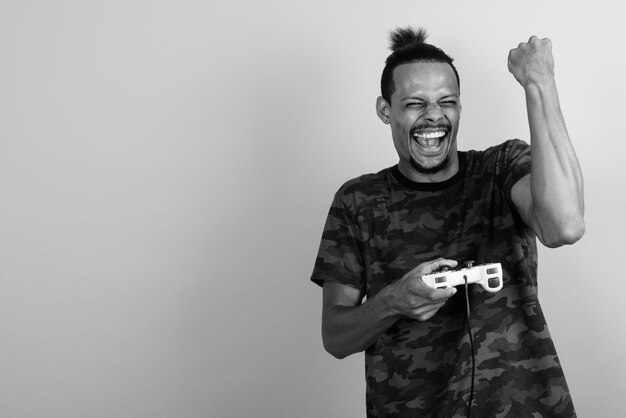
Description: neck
xmin=398 ymin=154 xmax=460 ymax=183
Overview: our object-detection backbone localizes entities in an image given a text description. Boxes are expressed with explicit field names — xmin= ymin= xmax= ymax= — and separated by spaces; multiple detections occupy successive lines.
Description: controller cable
xmin=463 ymin=274 xmax=475 ymax=418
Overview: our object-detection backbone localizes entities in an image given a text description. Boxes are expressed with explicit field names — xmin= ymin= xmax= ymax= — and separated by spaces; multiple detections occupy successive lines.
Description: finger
xmin=528 ymin=36 xmax=551 ymax=50
xmin=413 ymin=301 xmax=444 ymax=316
xmin=406 ymin=258 xmax=456 ymax=277
xmin=429 ymin=258 xmax=458 ymax=273
xmin=411 ymin=302 xmax=446 ymax=321
xmin=544 ymin=38 xmax=552 ymax=50
xmin=412 ymin=278 xmax=457 ymax=300
xmin=428 ymin=286 xmax=457 ymax=301
xmin=507 ymin=50 xmax=516 ymax=70
xmin=415 ymin=311 xmax=437 ymax=322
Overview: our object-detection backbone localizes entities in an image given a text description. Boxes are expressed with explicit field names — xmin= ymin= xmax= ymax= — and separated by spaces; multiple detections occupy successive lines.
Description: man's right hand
xmin=321 ymin=258 xmax=459 ymax=358
xmin=381 ymin=258 xmax=458 ymax=321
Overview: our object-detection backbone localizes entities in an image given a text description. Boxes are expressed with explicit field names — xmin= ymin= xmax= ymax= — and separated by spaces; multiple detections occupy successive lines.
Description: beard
xmin=410 ymin=154 xmax=450 ymax=175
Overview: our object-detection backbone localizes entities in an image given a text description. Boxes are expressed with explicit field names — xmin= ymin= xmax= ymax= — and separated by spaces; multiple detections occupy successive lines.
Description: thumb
xmin=428 ymin=258 xmax=458 ymax=273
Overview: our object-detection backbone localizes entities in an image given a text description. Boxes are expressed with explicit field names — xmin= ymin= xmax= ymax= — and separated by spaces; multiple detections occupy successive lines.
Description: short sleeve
xmin=310 ymin=193 xmax=365 ymax=292
xmin=499 ymin=139 xmax=532 ymax=207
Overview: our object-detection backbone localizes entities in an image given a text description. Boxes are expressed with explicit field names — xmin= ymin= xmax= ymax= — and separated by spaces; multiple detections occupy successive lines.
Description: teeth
xmin=412 ymin=130 xmax=447 ymax=148
xmin=413 ymin=131 xmax=446 ymax=139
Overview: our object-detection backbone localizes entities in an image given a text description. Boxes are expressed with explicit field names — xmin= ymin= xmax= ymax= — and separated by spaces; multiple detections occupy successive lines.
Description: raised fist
xmin=508 ymin=36 xmax=555 ymax=87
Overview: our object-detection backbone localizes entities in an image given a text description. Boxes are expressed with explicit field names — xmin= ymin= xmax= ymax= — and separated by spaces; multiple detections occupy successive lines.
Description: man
xmin=310 ymin=27 xmax=584 ymax=417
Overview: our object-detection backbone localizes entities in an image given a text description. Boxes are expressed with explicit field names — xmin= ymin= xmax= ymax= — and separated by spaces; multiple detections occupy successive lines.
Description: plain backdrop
xmin=1 ymin=1 xmax=624 ymax=417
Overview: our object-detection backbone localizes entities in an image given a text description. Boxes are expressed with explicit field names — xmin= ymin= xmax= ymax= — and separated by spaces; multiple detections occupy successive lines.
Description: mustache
xmin=410 ymin=124 xmax=450 ymax=132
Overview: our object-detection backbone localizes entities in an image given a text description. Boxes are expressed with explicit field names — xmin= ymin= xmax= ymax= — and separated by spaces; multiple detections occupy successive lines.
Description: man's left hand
xmin=508 ymin=36 xmax=555 ymax=88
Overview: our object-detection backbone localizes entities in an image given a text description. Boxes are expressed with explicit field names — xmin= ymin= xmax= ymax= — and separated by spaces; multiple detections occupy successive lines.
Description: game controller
xmin=421 ymin=261 xmax=503 ymax=293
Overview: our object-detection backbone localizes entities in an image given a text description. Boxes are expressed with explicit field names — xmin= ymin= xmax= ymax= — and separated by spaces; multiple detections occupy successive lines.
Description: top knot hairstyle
xmin=389 ymin=27 xmax=429 ymax=50
xmin=381 ymin=26 xmax=460 ymax=104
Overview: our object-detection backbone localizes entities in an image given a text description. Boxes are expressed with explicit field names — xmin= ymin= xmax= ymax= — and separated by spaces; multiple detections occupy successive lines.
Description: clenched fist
xmin=508 ymin=36 xmax=555 ymax=88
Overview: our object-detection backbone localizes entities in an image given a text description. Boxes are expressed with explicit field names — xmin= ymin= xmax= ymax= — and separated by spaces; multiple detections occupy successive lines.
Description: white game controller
xmin=421 ymin=262 xmax=503 ymax=293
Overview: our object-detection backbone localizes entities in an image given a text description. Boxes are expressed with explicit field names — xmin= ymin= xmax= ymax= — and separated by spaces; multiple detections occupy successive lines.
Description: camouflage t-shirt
xmin=311 ymin=139 xmax=576 ymax=417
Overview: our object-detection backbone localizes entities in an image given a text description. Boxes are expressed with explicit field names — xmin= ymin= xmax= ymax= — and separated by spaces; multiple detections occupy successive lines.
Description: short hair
xmin=380 ymin=27 xmax=460 ymax=104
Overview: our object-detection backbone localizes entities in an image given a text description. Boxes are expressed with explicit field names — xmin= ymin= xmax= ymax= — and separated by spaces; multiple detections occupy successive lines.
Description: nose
xmin=425 ymin=103 xmax=444 ymax=122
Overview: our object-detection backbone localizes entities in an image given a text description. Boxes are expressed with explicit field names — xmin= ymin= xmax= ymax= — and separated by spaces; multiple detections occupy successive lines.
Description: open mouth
xmin=410 ymin=127 xmax=449 ymax=151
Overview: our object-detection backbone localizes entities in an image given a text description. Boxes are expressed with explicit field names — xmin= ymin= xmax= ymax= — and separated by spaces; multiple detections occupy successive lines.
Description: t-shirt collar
xmin=390 ymin=152 xmax=467 ymax=192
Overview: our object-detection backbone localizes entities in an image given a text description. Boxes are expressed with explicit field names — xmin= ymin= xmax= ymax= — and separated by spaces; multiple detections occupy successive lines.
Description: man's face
xmin=378 ymin=61 xmax=462 ymax=182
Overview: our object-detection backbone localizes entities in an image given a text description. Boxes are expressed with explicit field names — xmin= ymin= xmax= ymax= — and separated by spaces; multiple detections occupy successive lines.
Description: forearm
xmin=525 ymin=80 xmax=585 ymax=244
xmin=322 ymin=290 xmax=399 ymax=359
xmin=321 ymin=260 xmax=457 ymax=358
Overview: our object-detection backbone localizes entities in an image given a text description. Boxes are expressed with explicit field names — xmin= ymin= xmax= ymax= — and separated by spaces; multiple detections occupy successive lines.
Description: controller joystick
xmin=463 ymin=260 xmax=475 ymax=269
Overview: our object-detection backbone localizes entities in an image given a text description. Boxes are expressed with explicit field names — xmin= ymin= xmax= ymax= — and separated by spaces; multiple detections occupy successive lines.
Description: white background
xmin=1 ymin=1 xmax=624 ymax=417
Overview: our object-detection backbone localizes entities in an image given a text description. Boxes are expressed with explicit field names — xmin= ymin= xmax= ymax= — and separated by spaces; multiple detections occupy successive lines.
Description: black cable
xmin=463 ymin=275 xmax=475 ymax=418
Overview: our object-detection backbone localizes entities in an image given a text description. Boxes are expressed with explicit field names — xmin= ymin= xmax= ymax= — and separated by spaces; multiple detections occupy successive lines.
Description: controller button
xmin=435 ymin=276 xmax=447 ymax=284
xmin=486 ymin=268 xmax=499 ymax=274
xmin=488 ymin=278 xmax=500 ymax=288
xmin=436 ymin=286 xmax=447 ymax=289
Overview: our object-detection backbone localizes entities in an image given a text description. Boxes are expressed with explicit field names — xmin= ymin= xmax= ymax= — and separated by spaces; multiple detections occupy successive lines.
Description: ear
xmin=376 ymin=96 xmax=391 ymax=124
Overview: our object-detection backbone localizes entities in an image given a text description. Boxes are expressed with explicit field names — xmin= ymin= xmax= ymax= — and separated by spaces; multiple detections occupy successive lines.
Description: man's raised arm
xmin=508 ymin=36 xmax=585 ymax=247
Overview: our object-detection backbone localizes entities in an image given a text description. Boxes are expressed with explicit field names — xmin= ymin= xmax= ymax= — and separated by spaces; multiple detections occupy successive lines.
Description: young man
xmin=311 ymin=27 xmax=584 ymax=417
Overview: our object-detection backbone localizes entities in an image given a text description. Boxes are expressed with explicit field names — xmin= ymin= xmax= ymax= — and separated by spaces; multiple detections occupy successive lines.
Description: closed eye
xmin=405 ymin=102 xmax=425 ymax=109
